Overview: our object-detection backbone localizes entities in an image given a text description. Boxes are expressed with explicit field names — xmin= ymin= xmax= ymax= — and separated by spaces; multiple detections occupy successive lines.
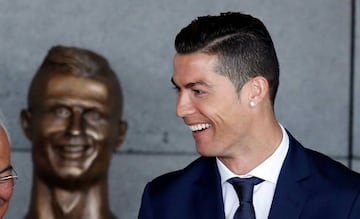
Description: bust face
xmin=23 ymin=72 xmax=126 ymax=188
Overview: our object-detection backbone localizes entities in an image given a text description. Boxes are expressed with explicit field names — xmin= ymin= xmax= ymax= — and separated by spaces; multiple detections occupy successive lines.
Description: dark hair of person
xmin=175 ymin=12 xmax=279 ymax=105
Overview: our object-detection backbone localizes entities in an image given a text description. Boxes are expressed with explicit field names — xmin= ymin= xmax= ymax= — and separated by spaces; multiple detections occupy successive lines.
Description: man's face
xmin=172 ymin=52 xmax=253 ymax=157
xmin=0 ymin=128 xmax=13 ymax=219
xmin=23 ymin=72 xmax=125 ymax=186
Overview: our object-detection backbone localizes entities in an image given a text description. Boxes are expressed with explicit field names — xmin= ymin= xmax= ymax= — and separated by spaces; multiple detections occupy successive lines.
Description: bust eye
xmin=55 ymin=107 xmax=71 ymax=118
xmin=84 ymin=110 xmax=101 ymax=121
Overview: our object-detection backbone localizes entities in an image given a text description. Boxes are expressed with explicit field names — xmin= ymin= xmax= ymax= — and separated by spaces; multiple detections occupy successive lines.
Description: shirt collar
xmin=216 ymin=124 xmax=289 ymax=185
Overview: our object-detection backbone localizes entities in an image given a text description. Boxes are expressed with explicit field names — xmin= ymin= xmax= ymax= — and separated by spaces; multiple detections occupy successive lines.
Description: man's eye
xmin=193 ymin=89 xmax=205 ymax=95
xmin=55 ymin=107 xmax=71 ymax=118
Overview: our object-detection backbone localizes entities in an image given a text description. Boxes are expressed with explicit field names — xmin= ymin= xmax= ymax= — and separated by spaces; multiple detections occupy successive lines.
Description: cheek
xmin=33 ymin=116 xmax=67 ymax=138
xmin=0 ymin=188 xmax=13 ymax=204
xmin=86 ymin=126 xmax=107 ymax=141
xmin=207 ymin=105 xmax=246 ymax=133
xmin=200 ymin=103 xmax=230 ymax=123
xmin=86 ymin=121 xmax=117 ymax=141
xmin=42 ymin=115 xmax=68 ymax=129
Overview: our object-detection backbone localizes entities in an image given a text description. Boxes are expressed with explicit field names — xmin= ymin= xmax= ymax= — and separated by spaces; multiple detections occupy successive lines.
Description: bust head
xmin=21 ymin=45 xmax=127 ymax=189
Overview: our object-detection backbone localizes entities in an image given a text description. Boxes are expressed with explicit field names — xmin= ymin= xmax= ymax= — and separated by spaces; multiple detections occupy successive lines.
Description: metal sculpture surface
xmin=21 ymin=46 xmax=127 ymax=219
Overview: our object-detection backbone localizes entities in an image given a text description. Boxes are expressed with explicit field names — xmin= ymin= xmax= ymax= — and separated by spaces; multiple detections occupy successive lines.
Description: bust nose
xmin=68 ymin=108 xmax=83 ymax=136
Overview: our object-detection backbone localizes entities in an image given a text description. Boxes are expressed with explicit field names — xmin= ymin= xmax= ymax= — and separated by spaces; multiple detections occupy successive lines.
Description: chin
xmin=196 ymin=144 xmax=224 ymax=157
xmin=56 ymin=166 xmax=86 ymax=178
xmin=196 ymin=147 xmax=216 ymax=157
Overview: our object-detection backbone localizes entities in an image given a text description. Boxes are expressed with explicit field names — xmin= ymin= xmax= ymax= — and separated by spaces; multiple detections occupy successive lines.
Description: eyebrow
xmin=171 ymin=78 xmax=211 ymax=89
xmin=0 ymin=165 xmax=12 ymax=174
xmin=170 ymin=78 xmax=178 ymax=87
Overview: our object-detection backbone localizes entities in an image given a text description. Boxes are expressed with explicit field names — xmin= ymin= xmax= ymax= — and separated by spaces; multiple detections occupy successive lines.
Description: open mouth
xmin=47 ymin=140 xmax=99 ymax=177
xmin=188 ymin=123 xmax=211 ymax=132
xmin=55 ymin=144 xmax=94 ymax=160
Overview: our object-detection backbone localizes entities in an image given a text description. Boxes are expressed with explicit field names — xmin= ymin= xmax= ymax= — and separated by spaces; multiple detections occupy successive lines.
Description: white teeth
xmin=61 ymin=145 xmax=86 ymax=153
xmin=189 ymin=123 xmax=211 ymax=132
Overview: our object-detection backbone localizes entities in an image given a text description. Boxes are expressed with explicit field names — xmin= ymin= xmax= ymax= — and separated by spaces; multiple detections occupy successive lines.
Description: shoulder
xmin=299 ymin=143 xmax=360 ymax=216
xmin=143 ymin=156 xmax=215 ymax=195
xmin=139 ymin=156 xmax=220 ymax=218
xmin=288 ymin=131 xmax=360 ymax=186
xmin=305 ymin=147 xmax=360 ymax=184
xmin=149 ymin=156 xmax=214 ymax=186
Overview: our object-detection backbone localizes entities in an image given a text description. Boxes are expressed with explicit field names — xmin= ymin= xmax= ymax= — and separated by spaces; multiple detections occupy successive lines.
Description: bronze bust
xmin=21 ymin=46 xmax=127 ymax=219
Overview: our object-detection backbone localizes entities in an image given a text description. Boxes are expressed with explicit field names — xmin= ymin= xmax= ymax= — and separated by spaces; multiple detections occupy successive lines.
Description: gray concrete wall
xmin=0 ymin=0 xmax=359 ymax=218
xmin=354 ymin=0 xmax=360 ymax=173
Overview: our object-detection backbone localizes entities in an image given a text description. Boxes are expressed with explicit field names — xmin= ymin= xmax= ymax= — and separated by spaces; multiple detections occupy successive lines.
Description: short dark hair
xmin=175 ymin=12 xmax=279 ymax=105
xmin=27 ymin=45 xmax=124 ymax=116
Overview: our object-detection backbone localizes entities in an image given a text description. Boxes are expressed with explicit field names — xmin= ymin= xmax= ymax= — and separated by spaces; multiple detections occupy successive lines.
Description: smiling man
xmin=21 ymin=46 xmax=127 ymax=219
xmin=138 ymin=12 xmax=360 ymax=219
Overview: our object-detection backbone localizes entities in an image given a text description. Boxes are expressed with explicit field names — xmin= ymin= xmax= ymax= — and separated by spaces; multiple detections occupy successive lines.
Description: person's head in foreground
xmin=0 ymin=113 xmax=17 ymax=219
xmin=139 ymin=12 xmax=360 ymax=219
xmin=172 ymin=11 xmax=280 ymax=163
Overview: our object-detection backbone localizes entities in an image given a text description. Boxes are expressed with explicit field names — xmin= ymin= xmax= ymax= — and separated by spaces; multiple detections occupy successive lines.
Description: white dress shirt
xmin=216 ymin=125 xmax=289 ymax=219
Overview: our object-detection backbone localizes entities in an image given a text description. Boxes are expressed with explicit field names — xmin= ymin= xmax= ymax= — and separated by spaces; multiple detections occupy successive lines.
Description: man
xmin=0 ymin=113 xmax=17 ymax=219
xmin=138 ymin=12 xmax=360 ymax=219
xmin=21 ymin=45 xmax=127 ymax=219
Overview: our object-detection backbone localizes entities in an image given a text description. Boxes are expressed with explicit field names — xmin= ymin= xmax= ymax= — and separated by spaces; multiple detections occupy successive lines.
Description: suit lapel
xmin=192 ymin=157 xmax=226 ymax=219
xmin=188 ymin=133 xmax=313 ymax=219
xmin=268 ymin=132 xmax=311 ymax=219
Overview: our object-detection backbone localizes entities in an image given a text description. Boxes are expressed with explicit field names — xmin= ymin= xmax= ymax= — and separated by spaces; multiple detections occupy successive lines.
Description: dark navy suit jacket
xmin=138 ymin=133 xmax=360 ymax=219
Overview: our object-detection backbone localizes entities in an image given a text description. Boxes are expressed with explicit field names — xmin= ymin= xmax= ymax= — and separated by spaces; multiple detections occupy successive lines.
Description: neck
xmin=24 ymin=176 xmax=116 ymax=219
xmin=219 ymin=111 xmax=283 ymax=175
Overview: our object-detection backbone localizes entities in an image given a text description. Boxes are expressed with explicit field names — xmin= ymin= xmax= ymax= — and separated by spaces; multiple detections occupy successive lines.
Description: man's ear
xmin=113 ymin=120 xmax=128 ymax=152
xmin=20 ymin=109 xmax=33 ymax=140
xmin=247 ymin=76 xmax=269 ymax=104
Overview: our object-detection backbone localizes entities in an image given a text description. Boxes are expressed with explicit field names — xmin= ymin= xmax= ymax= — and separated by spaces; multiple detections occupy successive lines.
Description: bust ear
xmin=20 ymin=109 xmax=33 ymax=140
xmin=113 ymin=120 xmax=128 ymax=152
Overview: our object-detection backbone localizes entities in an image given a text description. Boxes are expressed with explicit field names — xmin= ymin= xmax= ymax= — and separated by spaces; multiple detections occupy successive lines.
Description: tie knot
xmin=228 ymin=176 xmax=264 ymax=186
xmin=227 ymin=177 xmax=264 ymax=203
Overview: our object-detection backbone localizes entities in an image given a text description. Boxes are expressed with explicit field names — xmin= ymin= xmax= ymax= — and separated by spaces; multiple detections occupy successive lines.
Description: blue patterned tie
xmin=227 ymin=177 xmax=264 ymax=219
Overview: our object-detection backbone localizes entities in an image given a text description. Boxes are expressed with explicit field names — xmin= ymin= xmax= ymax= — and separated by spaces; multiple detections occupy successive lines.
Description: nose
xmin=68 ymin=109 xmax=83 ymax=136
xmin=176 ymin=92 xmax=195 ymax=118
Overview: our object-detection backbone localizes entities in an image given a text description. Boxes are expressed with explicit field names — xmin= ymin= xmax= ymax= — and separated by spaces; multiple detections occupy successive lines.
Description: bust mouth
xmin=56 ymin=144 xmax=94 ymax=160
xmin=47 ymin=142 xmax=99 ymax=177
xmin=49 ymin=142 xmax=97 ymax=169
